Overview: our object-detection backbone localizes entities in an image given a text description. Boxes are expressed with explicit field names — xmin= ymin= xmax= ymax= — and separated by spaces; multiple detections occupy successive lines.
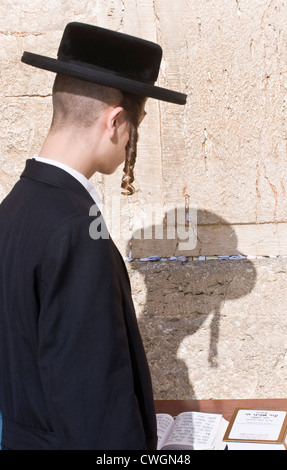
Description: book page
xmin=161 ymin=412 xmax=223 ymax=450
xmin=156 ymin=414 xmax=175 ymax=450
xmin=228 ymin=410 xmax=287 ymax=442
xmin=212 ymin=418 xmax=229 ymax=450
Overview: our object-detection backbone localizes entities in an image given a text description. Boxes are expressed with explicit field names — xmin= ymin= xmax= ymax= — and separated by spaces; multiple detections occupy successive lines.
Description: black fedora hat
xmin=21 ymin=22 xmax=187 ymax=105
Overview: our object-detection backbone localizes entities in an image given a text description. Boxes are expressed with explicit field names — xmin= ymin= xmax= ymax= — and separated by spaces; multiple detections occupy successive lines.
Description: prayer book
xmin=156 ymin=412 xmax=229 ymax=450
xmin=223 ymin=408 xmax=287 ymax=450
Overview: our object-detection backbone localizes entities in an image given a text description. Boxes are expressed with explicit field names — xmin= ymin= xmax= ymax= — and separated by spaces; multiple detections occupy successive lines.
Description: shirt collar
xmin=31 ymin=156 xmax=102 ymax=210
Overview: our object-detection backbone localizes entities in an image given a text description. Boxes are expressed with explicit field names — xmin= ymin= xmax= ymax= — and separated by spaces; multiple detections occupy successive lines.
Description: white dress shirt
xmin=32 ymin=156 xmax=103 ymax=211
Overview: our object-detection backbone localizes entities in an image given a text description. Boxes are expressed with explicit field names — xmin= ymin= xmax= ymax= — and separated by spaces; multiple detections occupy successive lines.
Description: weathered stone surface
xmin=128 ymin=257 xmax=287 ymax=399
xmin=1 ymin=0 xmax=287 ymax=236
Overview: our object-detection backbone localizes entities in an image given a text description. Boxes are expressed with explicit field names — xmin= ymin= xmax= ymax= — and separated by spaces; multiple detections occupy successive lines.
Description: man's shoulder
xmin=0 ymin=176 xmax=98 ymax=242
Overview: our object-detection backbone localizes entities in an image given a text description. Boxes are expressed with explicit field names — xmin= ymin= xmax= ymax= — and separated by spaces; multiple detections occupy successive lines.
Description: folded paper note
xmin=223 ymin=409 xmax=287 ymax=450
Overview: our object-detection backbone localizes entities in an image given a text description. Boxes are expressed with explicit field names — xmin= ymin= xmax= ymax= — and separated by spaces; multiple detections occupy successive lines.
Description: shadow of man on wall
xmin=127 ymin=208 xmax=257 ymax=400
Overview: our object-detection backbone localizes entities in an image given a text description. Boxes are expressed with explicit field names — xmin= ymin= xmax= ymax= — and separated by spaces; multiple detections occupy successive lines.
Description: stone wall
xmin=1 ymin=0 xmax=287 ymax=399
xmin=128 ymin=257 xmax=287 ymax=399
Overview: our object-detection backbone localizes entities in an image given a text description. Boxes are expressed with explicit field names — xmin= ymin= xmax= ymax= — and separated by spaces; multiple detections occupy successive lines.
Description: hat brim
xmin=21 ymin=52 xmax=187 ymax=105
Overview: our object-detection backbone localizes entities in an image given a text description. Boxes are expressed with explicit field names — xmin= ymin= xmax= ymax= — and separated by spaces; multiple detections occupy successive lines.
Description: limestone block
xmin=0 ymin=1 xmax=99 ymax=33
xmin=0 ymin=96 xmax=52 ymax=199
xmin=127 ymin=257 xmax=287 ymax=399
xmin=126 ymin=0 xmax=287 ymax=227
xmin=109 ymin=204 xmax=287 ymax=259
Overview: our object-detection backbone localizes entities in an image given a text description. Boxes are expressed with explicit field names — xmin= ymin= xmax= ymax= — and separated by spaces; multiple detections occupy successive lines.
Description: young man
xmin=0 ymin=22 xmax=186 ymax=450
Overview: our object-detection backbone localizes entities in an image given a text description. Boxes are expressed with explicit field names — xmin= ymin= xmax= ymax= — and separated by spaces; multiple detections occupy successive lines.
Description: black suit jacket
xmin=0 ymin=159 xmax=157 ymax=450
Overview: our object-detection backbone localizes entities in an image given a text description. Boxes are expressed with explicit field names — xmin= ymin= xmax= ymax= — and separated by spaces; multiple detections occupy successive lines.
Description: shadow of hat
xmin=21 ymin=22 xmax=187 ymax=105
xmin=129 ymin=208 xmax=257 ymax=379
xmin=129 ymin=207 xmax=257 ymax=301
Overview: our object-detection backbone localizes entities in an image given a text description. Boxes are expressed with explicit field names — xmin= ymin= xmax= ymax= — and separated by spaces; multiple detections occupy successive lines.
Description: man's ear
xmin=106 ymin=106 xmax=125 ymax=138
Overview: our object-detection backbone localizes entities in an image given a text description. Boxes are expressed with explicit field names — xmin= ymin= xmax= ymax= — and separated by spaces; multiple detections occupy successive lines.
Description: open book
xmin=156 ymin=412 xmax=229 ymax=450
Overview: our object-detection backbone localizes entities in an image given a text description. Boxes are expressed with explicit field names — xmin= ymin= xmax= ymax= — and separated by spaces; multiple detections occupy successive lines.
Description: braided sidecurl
xmin=121 ymin=126 xmax=139 ymax=196
xmin=120 ymin=94 xmax=146 ymax=196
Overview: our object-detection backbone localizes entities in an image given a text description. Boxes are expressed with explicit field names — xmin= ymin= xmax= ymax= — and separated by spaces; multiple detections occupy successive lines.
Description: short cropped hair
xmin=51 ymin=74 xmax=146 ymax=195
xmin=51 ymin=74 xmax=122 ymax=129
